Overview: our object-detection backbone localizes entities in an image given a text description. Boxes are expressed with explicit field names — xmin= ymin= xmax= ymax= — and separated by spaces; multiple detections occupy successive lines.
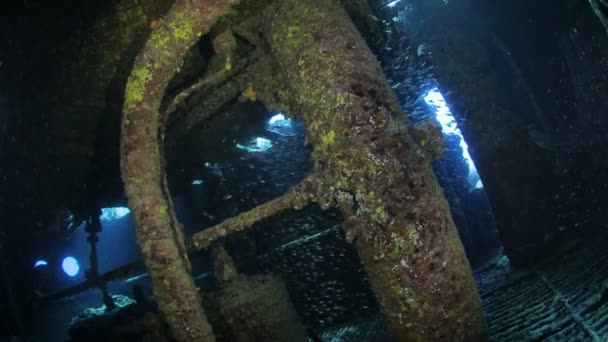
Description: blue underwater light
xmin=236 ymin=137 xmax=273 ymax=152
xmin=266 ymin=113 xmax=297 ymax=136
xmin=33 ymin=260 xmax=48 ymax=268
xmin=384 ymin=0 xmax=401 ymax=8
xmin=424 ymin=87 xmax=482 ymax=187
xmin=268 ymin=113 xmax=287 ymax=125
xmin=100 ymin=207 xmax=131 ymax=221
xmin=61 ymin=256 xmax=80 ymax=277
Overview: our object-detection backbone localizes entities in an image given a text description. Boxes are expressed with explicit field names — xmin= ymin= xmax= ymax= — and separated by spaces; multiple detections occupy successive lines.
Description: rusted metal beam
xmin=257 ymin=0 xmax=488 ymax=339
xmin=120 ymin=0 xmax=239 ymax=340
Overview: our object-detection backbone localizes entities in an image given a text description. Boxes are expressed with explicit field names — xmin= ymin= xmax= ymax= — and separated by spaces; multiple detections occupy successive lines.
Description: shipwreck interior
xmin=0 ymin=0 xmax=607 ymax=341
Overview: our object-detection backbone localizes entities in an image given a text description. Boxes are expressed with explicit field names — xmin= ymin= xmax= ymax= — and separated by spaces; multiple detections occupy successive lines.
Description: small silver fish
xmin=417 ymin=43 xmax=431 ymax=56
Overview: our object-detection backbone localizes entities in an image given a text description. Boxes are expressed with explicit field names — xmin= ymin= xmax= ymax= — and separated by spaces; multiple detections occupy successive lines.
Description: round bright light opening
xmin=62 ymin=256 xmax=80 ymax=277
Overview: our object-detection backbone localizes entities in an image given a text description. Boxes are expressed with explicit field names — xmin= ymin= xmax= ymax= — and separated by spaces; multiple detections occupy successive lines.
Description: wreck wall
xmin=384 ymin=0 xmax=608 ymax=265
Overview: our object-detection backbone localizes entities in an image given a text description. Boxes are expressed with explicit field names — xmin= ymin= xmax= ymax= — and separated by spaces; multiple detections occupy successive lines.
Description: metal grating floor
xmin=316 ymin=228 xmax=608 ymax=341
xmin=479 ymin=229 xmax=608 ymax=341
